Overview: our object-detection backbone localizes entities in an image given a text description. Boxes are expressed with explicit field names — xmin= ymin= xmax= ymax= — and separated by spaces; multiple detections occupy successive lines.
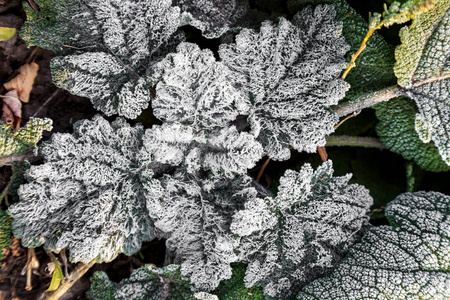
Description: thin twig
xmin=33 ymin=89 xmax=60 ymax=117
xmin=334 ymin=110 xmax=361 ymax=129
xmin=325 ymin=135 xmax=386 ymax=149
xmin=256 ymin=158 xmax=271 ymax=182
xmin=0 ymin=165 xmax=14 ymax=205
xmin=0 ymin=153 xmax=39 ymax=166
xmin=332 ymin=85 xmax=402 ymax=117
xmin=26 ymin=47 xmax=40 ymax=65
xmin=44 ymin=259 xmax=97 ymax=300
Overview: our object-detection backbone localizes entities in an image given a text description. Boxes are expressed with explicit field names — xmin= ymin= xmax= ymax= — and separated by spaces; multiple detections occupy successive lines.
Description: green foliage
xmin=88 ymin=264 xmax=209 ymax=300
xmin=394 ymin=0 xmax=450 ymax=165
xmin=0 ymin=210 xmax=11 ymax=260
xmin=213 ymin=263 xmax=264 ymax=300
xmin=0 ymin=118 xmax=52 ymax=157
xmin=297 ymin=191 xmax=450 ymax=299
xmin=375 ymin=97 xmax=450 ymax=172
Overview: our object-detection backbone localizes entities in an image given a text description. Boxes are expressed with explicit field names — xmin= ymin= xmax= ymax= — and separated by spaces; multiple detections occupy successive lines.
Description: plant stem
xmin=333 ymin=85 xmax=402 ymax=117
xmin=326 ymin=135 xmax=386 ymax=149
xmin=0 ymin=153 xmax=39 ymax=166
xmin=44 ymin=259 xmax=97 ymax=300
xmin=341 ymin=27 xmax=376 ymax=79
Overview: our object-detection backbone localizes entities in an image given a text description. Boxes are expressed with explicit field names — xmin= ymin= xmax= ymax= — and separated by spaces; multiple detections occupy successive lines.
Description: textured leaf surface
xmin=151 ymin=174 xmax=258 ymax=291
xmin=0 ymin=118 xmax=52 ymax=157
xmin=394 ymin=0 xmax=450 ymax=165
xmin=0 ymin=210 xmax=11 ymax=261
xmin=152 ymin=43 xmax=244 ymax=130
xmin=287 ymin=0 xmax=397 ymax=99
xmin=33 ymin=0 xmax=182 ymax=118
xmin=88 ymin=265 xmax=204 ymax=300
xmin=219 ymin=5 xmax=349 ymax=160
xmin=297 ymin=191 xmax=450 ymax=299
xmin=8 ymin=115 xmax=157 ymax=263
xmin=230 ymin=161 xmax=373 ymax=299
xmin=176 ymin=0 xmax=262 ymax=38
xmin=142 ymin=122 xmax=263 ymax=177
xmin=375 ymin=97 xmax=449 ymax=172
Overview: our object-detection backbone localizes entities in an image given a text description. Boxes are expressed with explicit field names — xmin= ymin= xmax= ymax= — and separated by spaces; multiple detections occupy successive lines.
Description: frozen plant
xmin=231 ymin=161 xmax=373 ymax=299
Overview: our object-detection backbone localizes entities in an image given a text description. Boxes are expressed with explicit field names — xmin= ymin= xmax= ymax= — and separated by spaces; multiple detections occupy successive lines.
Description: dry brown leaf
xmin=1 ymin=90 xmax=21 ymax=130
xmin=3 ymin=62 xmax=39 ymax=103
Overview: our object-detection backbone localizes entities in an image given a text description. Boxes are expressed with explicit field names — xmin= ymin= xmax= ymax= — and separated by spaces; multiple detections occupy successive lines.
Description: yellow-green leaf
xmin=0 ymin=27 xmax=17 ymax=41
xmin=46 ymin=257 xmax=64 ymax=292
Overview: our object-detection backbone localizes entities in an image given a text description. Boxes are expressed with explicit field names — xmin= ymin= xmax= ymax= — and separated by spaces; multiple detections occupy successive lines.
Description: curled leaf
xmin=1 ymin=90 xmax=22 ymax=130
xmin=3 ymin=62 xmax=39 ymax=103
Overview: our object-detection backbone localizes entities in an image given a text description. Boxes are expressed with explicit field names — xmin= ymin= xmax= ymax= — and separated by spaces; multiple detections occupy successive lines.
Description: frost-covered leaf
xmin=287 ymin=0 xmax=397 ymax=99
xmin=176 ymin=0 xmax=264 ymax=38
xmin=0 ymin=118 xmax=52 ymax=157
xmin=375 ymin=97 xmax=450 ymax=172
xmin=219 ymin=5 xmax=349 ymax=160
xmin=297 ymin=191 xmax=450 ymax=299
xmin=30 ymin=0 xmax=183 ymax=119
xmin=8 ymin=115 xmax=158 ymax=263
xmin=151 ymin=174 xmax=259 ymax=291
xmin=152 ymin=43 xmax=244 ymax=130
xmin=142 ymin=122 xmax=263 ymax=177
xmin=394 ymin=0 xmax=450 ymax=165
xmin=213 ymin=263 xmax=264 ymax=300
xmin=230 ymin=161 xmax=372 ymax=299
xmin=88 ymin=264 xmax=208 ymax=300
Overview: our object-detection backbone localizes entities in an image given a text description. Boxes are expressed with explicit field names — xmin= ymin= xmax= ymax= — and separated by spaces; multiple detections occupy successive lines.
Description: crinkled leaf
xmin=0 ymin=118 xmax=52 ymax=157
xmin=142 ymin=122 xmax=263 ymax=177
xmin=219 ymin=5 xmax=349 ymax=160
xmin=230 ymin=161 xmax=373 ymax=299
xmin=375 ymin=97 xmax=450 ymax=172
xmin=152 ymin=43 xmax=244 ymax=130
xmin=151 ymin=174 xmax=258 ymax=291
xmin=8 ymin=115 xmax=157 ymax=263
xmin=35 ymin=0 xmax=183 ymax=119
xmin=394 ymin=0 xmax=450 ymax=165
xmin=287 ymin=0 xmax=397 ymax=99
xmin=298 ymin=191 xmax=450 ymax=299
xmin=88 ymin=265 xmax=209 ymax=300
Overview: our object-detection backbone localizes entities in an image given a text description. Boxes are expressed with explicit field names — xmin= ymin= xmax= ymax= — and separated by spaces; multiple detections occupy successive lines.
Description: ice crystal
xmin=298 ymin=191 xmax=450 ymax=299
xmin=219 ymin=5 xmax=349 ymax=160
xmin=230 ymin=161 xmax=372 ymax=299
